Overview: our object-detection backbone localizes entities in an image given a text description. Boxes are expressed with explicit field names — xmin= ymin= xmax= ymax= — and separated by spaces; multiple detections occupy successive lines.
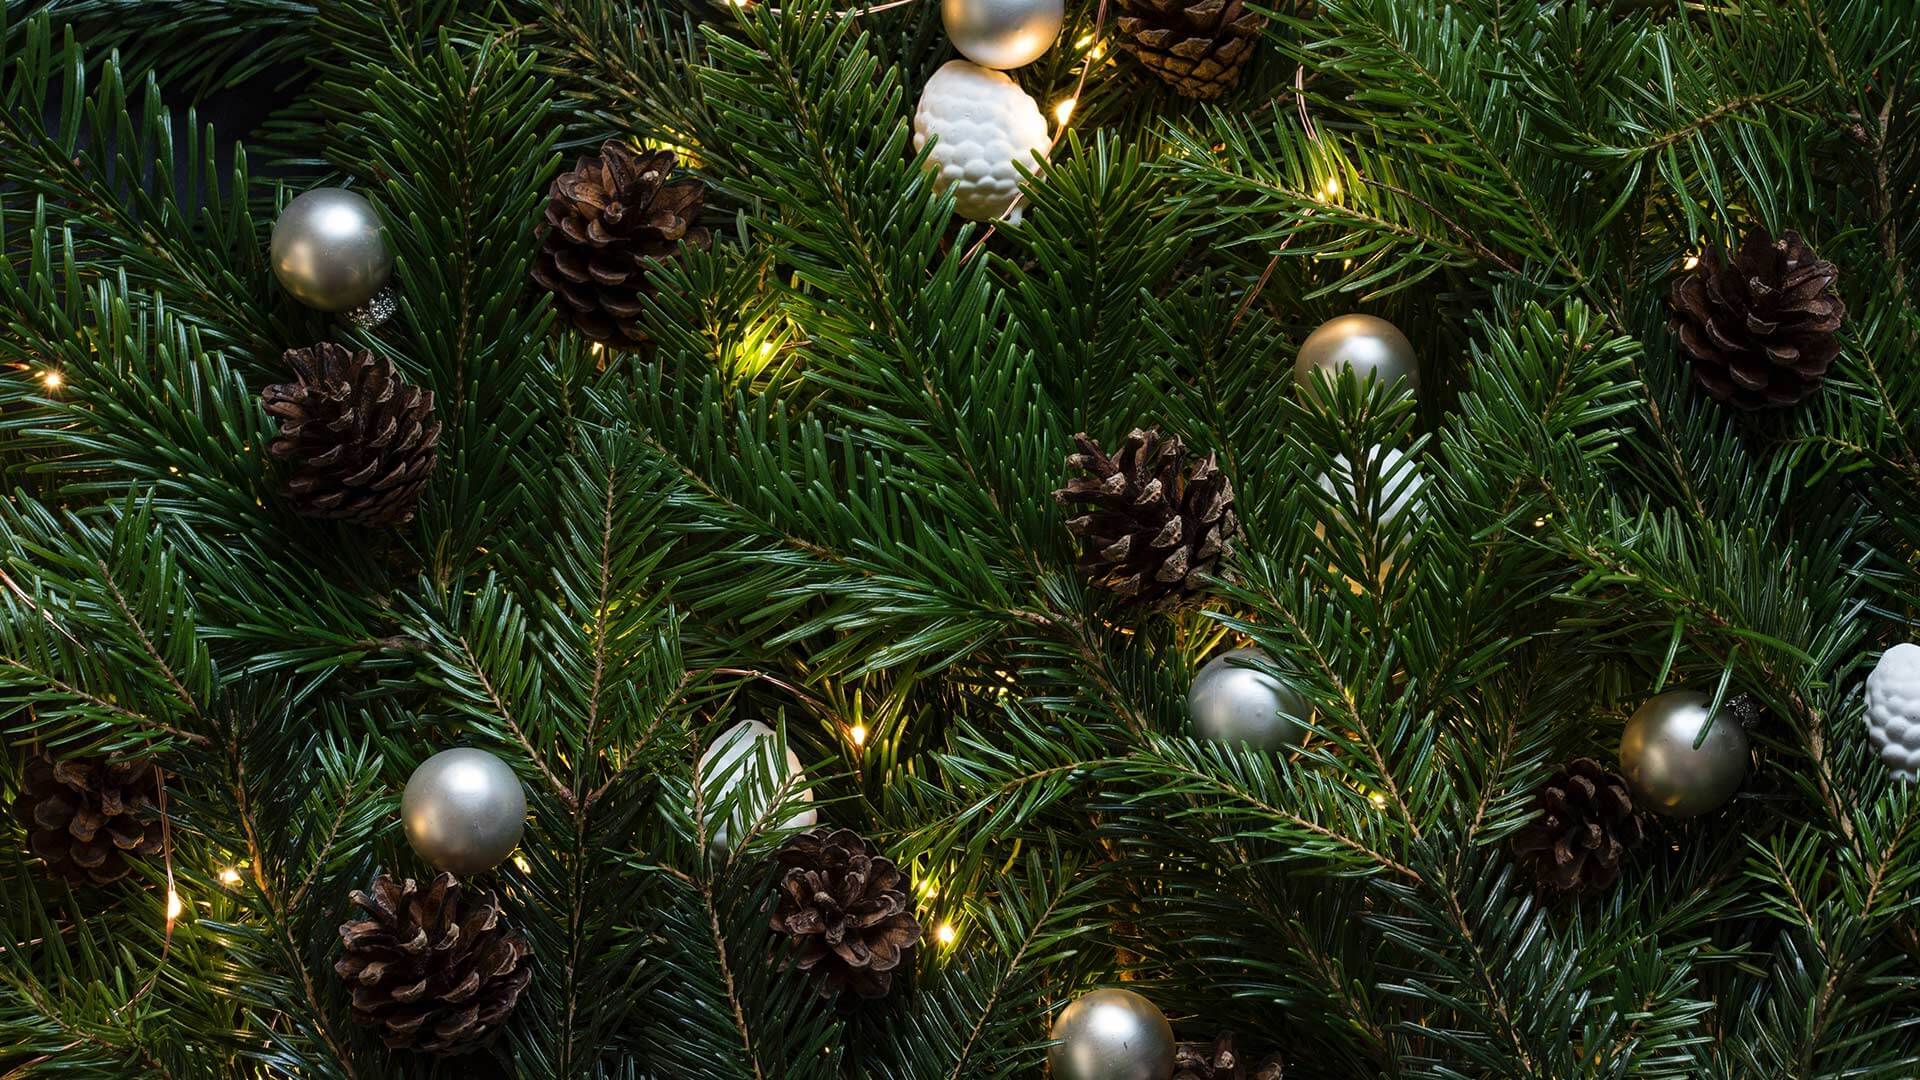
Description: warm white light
xmin=166 ymin=889 xmax=184 ymax=922
xmin=1683 ymin=254 xmax=1701 ymax=270
xmin=218 ymin=867 xmax=242 ymax=885
xmin=1368 ymin=791 xmax=1387 ymax=810
xmin=1054 ymin=98 xmax=1077 ymax=125
xmin=936 ymin=923 xmax=957 ymax=946
xmin=39 ymin=369 xmax=63 ymax=389
xmin=1324 ymin=177 xmax=1340 ymax=198
xmin=513 ymin=853 xmax=532 ymax=873
xmin=849 ymin=724 xmax=868 ymax=747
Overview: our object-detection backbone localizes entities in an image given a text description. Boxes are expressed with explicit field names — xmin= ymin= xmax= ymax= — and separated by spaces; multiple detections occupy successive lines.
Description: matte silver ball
xmin=270 ymin=188 xmax=394 ymax=312
xmin=942 ymin=0 xmax=1064 ymax=69
xmin=1048 ymin=988 xmax=1176 ymax=1080
xmin=1294 ymin=314 xmax=1419 ymax=395
xmin=1618 ymin=691 xmax=1750 ymax=818
xmin=1188 ymin=647 xmax=1308 ymax=751
xmin=401 ymin=748 xmax=526 ymax=875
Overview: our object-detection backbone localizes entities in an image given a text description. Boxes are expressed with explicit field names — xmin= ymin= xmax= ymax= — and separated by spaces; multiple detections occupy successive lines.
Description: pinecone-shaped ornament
xmin=261 ymin=343 xmax=440 ymax=527
xmin=1175 ymin=1032 xmax=1286 ymax=1079
xmin=530 ymin=140 xmax=711 ymax=350
xmin=1054 ymin=428 xmax=1238 ymax=606
xmin=1116 ymin=0 xmax=1266 ymax=100
xmin=1669 ymin=227 xmax=1844 ymax=409
xmin=1510 ymin=757 xmax=1644 ymax=894
xmin=13 ymin=753 xmax=164 ymax=885
xmin=768 ymin=828 xmax=922 ymax=1000
xmin=335 ymin=871 xmax=533 ymax=1056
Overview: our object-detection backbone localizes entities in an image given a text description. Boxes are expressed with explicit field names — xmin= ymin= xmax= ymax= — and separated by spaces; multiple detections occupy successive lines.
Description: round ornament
xmin=697 ymin=720 xmax=817 ymax=849
xmin=1048 ymin=987 xmax=1176 ymax=1080
xmin=1188 ymin=647 xmax=1307 ymax=750
xmin=1618 ymin=691 xmax=1749 ymax=817
xmin=270 ymin=187 xmax=394 ymax=313
xmin=401 ymin=748 xmax=526 ymax=876
xmin=942 ymin=0 xmax=1064 ymax=69
xmin=1294 ymin=314 xmax=1420 ymax=396
xmin=1866 ymin=642 xmax=1920 ymax=781
xmin=913 ymin=60 xmax=1051 ymax=222
xmin=1317 ymin=446 xmax=1424 ymax=528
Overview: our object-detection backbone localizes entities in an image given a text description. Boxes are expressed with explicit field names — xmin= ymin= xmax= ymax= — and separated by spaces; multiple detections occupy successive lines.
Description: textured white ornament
xmin=1317 ymin=446 xmax=1425 ymax=528
xmin=696 ymin=720 xmax=817 ymax=848
xmin=1866 ymin=643 xmax=1920 ymax=781
xmin=913 ymin=60 xmax=1050 ymax=221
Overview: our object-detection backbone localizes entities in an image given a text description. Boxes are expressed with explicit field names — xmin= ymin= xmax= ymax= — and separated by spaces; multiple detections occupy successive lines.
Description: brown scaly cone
xmin=335 ymin=871 xmax=533 ymax=1056
xmin=1175 ymin=1033 xmax=1286 ymax=1079
xmin=1054 ymin=428 xmax=1238 ymax=607
xmin=1116 ymin=0 xmax=1266 ymax=100
xmin=530 ymin=139 xmax=711 ymax=350
xmin=768 ymin=828 xmax=922 ymax=1000
xmin=13 ymin=753 xmax=164 ymax=886
xmin=1669 ymin=227 xmax=1844 ymax=410
xmin=261 ymin=343 xmax=441 ymax=527
xmin=1509 ymin=757 xmax=1645 ymax=894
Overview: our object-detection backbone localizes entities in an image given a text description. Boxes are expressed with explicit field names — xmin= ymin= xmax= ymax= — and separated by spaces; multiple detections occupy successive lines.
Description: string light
xmin=39 ymin=369 xmax=64 ymax=389
xmin=166 ymin=889 xmax=185 ymax=923
xmin=935 ymin=922 xmax=957 ymax=946
xmin=849 ymin=723 xmax=868 ymax=748
xmin=1054 ymin=97 xmax=1077 ymax=125
xmin=1315 ymin=177 xmax=1341 ymax=203
xmin=218 ymin=867 xmax=242 ymax=885
xmin=1682 ymin=254 xmax=1701 ymax=270
xmin=512 ymin=853 xmax=532 ymax=873
xmin=1368 ymin=790 xmax=1388 ymax=810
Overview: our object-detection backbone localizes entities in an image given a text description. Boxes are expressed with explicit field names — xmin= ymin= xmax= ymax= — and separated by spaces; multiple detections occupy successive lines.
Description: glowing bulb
xmin=218 ymin=867 xmax=241 ymax=885
xmin=166 ymin=889 xmax=184 ymax=922
xmin=1683 ymin=254 xmax=1701 ymax=270
xmin=1054 ymin=98 xmax=1077 ymax=125
xmin=1074 ymin=31 xmax=1096 ymax=48
xmin=936 ymin=923 xmax=957 ymax=946
xmin=1368 ymin=791 xmax=1387 ymax=810
xmin=850 ymin=724 xmax=868 ymax=747
xmin=590 ymin=342 xmax=605 ymax=356
xmin=513 ymin=853 xmax=531 ymax=873
xmin=1324 ymin=177 xmax=1341 ymax=197
xmin=39 ymin=370 xmax=63 ymax=389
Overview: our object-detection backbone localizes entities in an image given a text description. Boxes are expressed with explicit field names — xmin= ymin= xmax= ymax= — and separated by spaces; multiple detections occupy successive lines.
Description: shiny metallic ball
xmin=1048 ymin=988 xmax=1176 ymax=1080
xmin=401 ymin=748 xmax=526 ymax=875
xmin=1618 ymin=691 xmax=1750 ymax=817
xmin=1188 ymin=647 xmax=1307 ymax=751
xmin=696 ymin=720 xmax=817 ymax=849
xmin=1294 ymin=314 xmax=1420 ymax=396
xmin=942 ymin=0 xmax=1064 ymax=70
xmin=270 ymin=188 xmax=395 ymax=312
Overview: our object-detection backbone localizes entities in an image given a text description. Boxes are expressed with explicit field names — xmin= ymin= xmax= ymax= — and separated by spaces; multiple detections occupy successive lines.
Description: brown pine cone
xmin=335 ymin=871 xmax=533 ymax=1056
xmin=1116 ymin=0 xmax=1266 ymax=100
xmin=13 ymin=753 xmax=164 ymax=885
xmin=1510 ymin=757 xmax=1644 ymax=894
xmin=768 ymin=828 xmax=922 ymax=1000
xmin=530 ymin=140 xmax=711 ymax=350
xmin=261 ymin=343 xmax=440 ymax=527
xmin=1054 ymin=428 xmax=1238 ymax=606
xmin=1175 ymin=1032 xmax=1285 ymax=1079
xmin=1669 ymin=227 xmax=1844 ymax=409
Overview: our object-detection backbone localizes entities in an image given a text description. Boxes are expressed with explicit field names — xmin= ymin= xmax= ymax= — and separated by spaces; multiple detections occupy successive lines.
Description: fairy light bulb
xmin=1368 ymin=790 xmax=1388 ymax=810
xmin=1683 ymin=254 xmax=1701 ymax=270
xmin=40 ymin=369 xmax=64 ymax=389
xmin=166 ymin=889 xmax=185 ymax=923
xmin=1054 ymin=98 xmax=1077 ymax=125
xmin=849 ymin=724 xmax=868 ymax=748
xmin=936 ymin=922 xmax=957 ymax=946
xmin=218 ymin=867 xmax=242 ymax=885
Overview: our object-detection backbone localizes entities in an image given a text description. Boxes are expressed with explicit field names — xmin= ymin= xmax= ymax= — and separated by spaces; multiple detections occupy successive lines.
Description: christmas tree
xmin=2 ymin=0 xmax=1918 ymax=1075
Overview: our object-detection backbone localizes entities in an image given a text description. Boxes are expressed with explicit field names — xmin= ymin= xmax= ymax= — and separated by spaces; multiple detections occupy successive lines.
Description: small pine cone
xmin=1174 ymin=1032 xmax=1286 ymax=1079
xmin=1669 ymin=227 xmax=1844 ymax=409
xmin=530 ymin=140 xmax=711 ymax=350
xmin=1054 ymin=428 xmax=1238 ymax=606
xmin=335 ymin=871 xmax=533 ymax=1056
xmin=1510 ymin=758 xmax=1644 ymax=894
xmin=768 ymin=828 xmax=922 ymax=1000
xmin=1116 ymin=0 xmax=1266 ymax=100
xmin=261 ymin=343 xmax=440 ymax=527
xmin=12 ymin=753 xmax=164 ymax=885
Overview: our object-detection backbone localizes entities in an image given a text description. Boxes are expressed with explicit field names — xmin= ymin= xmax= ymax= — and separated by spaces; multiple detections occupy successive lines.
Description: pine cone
xmin=1054 ymin=428 xmax=1238 ymax=606
xmin=1175 ymin=1033 xmax=1286 ymax=1079
xmin=1669 ymin=227 xmax=1844 ymax=409
xmin=769 ymin=828 xmax=922 ymax=1000
xmin=335 ymin=871 xmax=533 ymax=1056
xmin=1510 ymin=757 xmax=1644 ymax=894
xmin=1116 ymin=0 xmax=1266 ymax=100
xmin=261 ymin=343 xmax=440 ymax=527
xmin=530 ymin=140 xmax=711 ymax=350
xmin=12 ymin=753 xmax=164 ymax=885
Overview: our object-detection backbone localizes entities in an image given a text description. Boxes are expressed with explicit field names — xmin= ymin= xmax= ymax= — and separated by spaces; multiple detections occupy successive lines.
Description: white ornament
xmin=1866 ymin=643 xmax=1920 ymax=781
xmin=696 ymin=720 xmax=817 ymax=848
xmin=1317 ymin=446 xmax=1425 ymax=528
xmin=913 ymin=60 xmax=1050 ymax=222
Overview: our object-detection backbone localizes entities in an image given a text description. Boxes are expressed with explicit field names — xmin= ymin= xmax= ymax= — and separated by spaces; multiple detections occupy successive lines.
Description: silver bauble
xmin=1048 ymin=988 xmax=1176 ymax=1080
xmin=696 ymin=720 xmax=817 ymax=849
xmin=1294 ymin=314 xmax=1420 ymax=395
xmin=942 ymin=0 xmax=1064 ymax=69
xmin=1188 ymin=647 xmax=1307 ymax=751
xmin=401 ymin=747 xmax=527 ymax=875
xmin=1618 ymin=691 xmax=1750 ymax=817
xmin=270 ymin=187 xmax=395 ymax=312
